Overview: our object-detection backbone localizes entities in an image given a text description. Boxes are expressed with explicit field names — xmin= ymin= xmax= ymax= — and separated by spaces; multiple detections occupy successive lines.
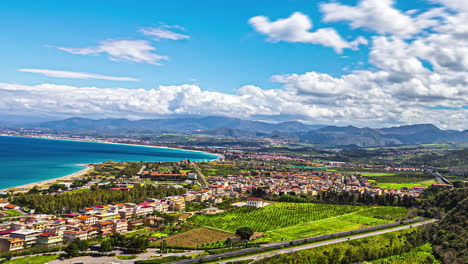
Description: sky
xmin=0 ymin=0 xmax=467 ymax=129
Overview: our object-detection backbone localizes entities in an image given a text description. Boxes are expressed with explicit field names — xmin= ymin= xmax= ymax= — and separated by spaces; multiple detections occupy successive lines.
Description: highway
xmin=170 ymin=219 xmax=438 ymax=264
xmin=430 ymin=170 xmax=452 ymax=185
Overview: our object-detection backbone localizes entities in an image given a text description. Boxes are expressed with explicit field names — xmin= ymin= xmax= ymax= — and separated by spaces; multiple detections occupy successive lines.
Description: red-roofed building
xmin=37 ymin=232 xmax=62 ymax=247
xmin=245 ymin=197 xmax=267 ymax=208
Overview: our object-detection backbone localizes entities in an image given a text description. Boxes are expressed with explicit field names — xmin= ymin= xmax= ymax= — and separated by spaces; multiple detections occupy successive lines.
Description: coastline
xmin=1 ymin=134 xmax=223 ymax=160
xmin=0 ymin=134 xmax=222 ymax=192
xmin=0 ymin=165 xmax=93 ymax=192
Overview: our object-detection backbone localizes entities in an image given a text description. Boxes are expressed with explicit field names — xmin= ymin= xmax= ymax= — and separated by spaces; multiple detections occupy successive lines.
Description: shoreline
xmin=0 ymin=134 xmax=223 ymax=192
xmin=0 ymin=166 xmax=93 ymax=192
xmin=1 ymin=134 xmax=223 ymax=160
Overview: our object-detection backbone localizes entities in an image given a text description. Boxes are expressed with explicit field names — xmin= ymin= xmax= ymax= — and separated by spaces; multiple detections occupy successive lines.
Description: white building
xmin=245 ymin=197 xmax=267 ymax=208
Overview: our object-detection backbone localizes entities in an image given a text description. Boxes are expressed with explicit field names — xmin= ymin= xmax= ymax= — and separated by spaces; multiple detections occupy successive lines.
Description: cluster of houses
xmin=0 ymin=195 xmax=186 ymax=252
xmin=205 ymin=170 xmax=426 ymax=199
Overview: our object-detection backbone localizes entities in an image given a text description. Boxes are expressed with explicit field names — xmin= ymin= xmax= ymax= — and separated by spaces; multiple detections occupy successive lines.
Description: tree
xmin=236 ymin=227 xmax=254 ymax=248
xmin=125 ymin=235 xmax=149 ymax=253
xmin=64 ymin=243 xmax=79 ymax=258
xmin=74 ymin=238 xmax=89 ymax=252
xmin=99 ymin=240 xmax=113 ymax=253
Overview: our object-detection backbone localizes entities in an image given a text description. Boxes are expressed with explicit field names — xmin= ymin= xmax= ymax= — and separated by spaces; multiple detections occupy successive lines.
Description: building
xmin=77 ymin=215 xmax=98 ymax=225
xmin=93 ymin=221 xmax=114 ymax=237
xmin=63 ymin=230 xmax=87 ymax=241
xmin=37 ymin=233 xmax=62 ymax=247
xmin=245 ymin=197 xmax=266 ymax=208
xmin=0 ymin=200 xmax=9 ymax=208
xmin=112 ymin=219 xmax=128 ymax=233
xmin=0 ymin=237 xmax=24 ymax=252
xmin=10 ymin=229 xmax=41 ymax=247
xmin=200 ymin=207 xmax=224 ymax=215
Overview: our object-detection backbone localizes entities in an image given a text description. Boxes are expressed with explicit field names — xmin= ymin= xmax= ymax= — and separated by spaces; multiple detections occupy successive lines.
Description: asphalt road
xmin=171 ymin=219 xmax=438 ymax=264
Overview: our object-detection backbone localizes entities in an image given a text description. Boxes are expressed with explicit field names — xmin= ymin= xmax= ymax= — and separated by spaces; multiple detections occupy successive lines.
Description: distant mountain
xmin=296 ymin=124 xmax=468 ymax=147
xmin=29 ymin=116 xmax=324 ymax=134
xmin=193 ymin=128 xmax=268 ymax=138
xmin=22 ymin=117 xmax=468 ymax=147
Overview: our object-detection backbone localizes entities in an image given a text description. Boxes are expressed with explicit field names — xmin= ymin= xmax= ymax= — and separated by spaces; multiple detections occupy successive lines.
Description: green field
xmin=189 ymin=203 xmax=408 ymax=236
xmin=4 ymin=209 xmax=22 ymax=216
xmin=377 ymin=179 xmax=437 ymax=189
xmin=258 ymin=206 xmax=408 ymax=242
xmin=358 ymin=172 xmax=396 ymax=177
xmin=4 ymin=255 xmax=59 ymax=264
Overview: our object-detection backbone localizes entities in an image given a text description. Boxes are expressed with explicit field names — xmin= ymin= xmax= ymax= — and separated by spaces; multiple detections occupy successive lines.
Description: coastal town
xmin=0 ymin=149 xmax=454 ymax=261
xmin=0 ymin=131 xmax=463 ymax=263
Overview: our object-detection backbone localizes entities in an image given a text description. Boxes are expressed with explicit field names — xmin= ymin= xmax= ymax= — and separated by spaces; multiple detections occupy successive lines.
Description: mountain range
xmin=14 ymin=116 xmax=468 ymax=147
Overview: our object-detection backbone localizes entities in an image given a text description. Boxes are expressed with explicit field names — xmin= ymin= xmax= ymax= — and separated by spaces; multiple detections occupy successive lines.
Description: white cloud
xmin=19 ymin=69 xmax=139 ymax=81
xmin=56 ymin=40 xmax=168 ymax=65
xmin=320 ymin=0 xmax=443 ymax=36
xmin=5 ymin=0 xmax=468 ymax=130
xmin=249 ymin=12 xmax=367 ymax=53
xmin=139 ymin=25 xmax=190 ymax=41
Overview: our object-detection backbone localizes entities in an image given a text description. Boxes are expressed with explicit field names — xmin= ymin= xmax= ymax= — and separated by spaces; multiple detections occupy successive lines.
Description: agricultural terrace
xmin=189 ymin=203 xmax=408 ymax=233
xmin=158 ymin=227 xmax=236 ymax=247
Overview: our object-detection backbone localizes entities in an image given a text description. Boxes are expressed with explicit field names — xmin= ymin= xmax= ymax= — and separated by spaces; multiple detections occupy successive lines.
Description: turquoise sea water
xmin=0 ymin=136 xmax=218 ymax=189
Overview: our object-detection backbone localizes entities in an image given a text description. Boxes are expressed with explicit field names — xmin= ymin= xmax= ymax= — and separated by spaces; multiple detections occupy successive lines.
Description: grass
xmin=158 ymin=227 xmax=235 ymax=247
xmin=4 ymin=255 xmax=59 ymax=264
xmin=257 ymin=206 xmax=408 ymax=243
xmin=189 ymin=203 xmax=380 ymax=233
xmin=377 ymin=179 xmax=437 ymax=189
xmin=66 ymin=188 xmax=90 ymax=194
xmin=115 ymin=255 xmax=138 ymax=260
xmin=4 ymin=209 xmax=22 ymax=216
xmin=357 ymin=172 xmax=396 ymax=177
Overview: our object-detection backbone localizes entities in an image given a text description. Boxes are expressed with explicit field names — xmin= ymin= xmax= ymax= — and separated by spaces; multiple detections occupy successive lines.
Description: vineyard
xmin=259 ymin=206 xmax=409 ymax=242
xmin=189 ymin=203 xmax=375 ymax=232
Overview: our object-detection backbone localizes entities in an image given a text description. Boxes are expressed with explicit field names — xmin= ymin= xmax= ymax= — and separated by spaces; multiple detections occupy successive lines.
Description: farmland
xmin=258 ymin=206 xmax=409 ymax=242
xmin=376 ymin=180 xmax=437 ymax=189
xmin=189 ymin=203 xmax=407 ymax=234
xmin=158 ymin=227 xmax=235 ymax=247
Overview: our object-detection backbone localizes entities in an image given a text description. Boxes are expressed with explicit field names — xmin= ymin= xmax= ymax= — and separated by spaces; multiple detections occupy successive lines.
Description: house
xmin=63 ymin=230 xmax=87 ymax=241
xmin=112 ymin=219 xmax=128 ymax=233
xmin=128 ymin=219 xmax=143 ymax=230
xmin=0 ymin=237 xmax=24 ymax=252
xmin=0 ymin=229 xmax=18 ymax=238
xmin=37 ymin=233 xmax=62 ymax=247
xmin=10 ymin=229 xmax=41 ymax=247
xmin=77 ymin=215 xmax=98 ymax=225
xmin=93 ymin=221 xmax=114 ymax=237
xmin=0 ymin=200 xmax=9 ymax=208
xmin=245 ymin=197 xmax=266 ymax=208
xmin=4 ymin=204 xmax=20 ymax=210
xmin=200 ymin=207 xmax=224 ymax=215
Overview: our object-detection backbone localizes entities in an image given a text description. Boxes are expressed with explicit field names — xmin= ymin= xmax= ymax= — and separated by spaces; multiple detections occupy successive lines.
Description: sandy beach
xmin=1 ymin=165 xmax=93 ymax=192
xmin=0 ymin=134 xmax=222 ymax=192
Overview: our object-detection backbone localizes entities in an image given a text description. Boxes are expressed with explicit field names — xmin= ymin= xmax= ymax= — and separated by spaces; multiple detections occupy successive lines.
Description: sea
xmin=0 ymin=135 xmax=218 ymax=189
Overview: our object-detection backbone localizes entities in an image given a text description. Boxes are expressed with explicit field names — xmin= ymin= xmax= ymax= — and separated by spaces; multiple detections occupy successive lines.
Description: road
xmin=171 ymin=219 xmax=438 ymax=264
xmin=430 ymin=170 xmax=452 ymax=185
xmin=191 ymin=163 xmax=208 ymax=187
xmin=46 ymin=249 xmax=204 ymax=264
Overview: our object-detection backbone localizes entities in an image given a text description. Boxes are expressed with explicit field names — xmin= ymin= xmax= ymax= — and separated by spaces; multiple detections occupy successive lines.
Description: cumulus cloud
xmin=249 ymin=12 xmax=367 ymax=53
xmin=19 ymin=69 xmax=139 ymax=81
xmin=139 ymin=25 xmax=190 ymax=41
xmin=5 ymin=0 xmax=468 ymax=130
xmin=320 ymin=0 xmax=443 ymax=36
xmin=56 ymin=40 xmax=168 ymax=65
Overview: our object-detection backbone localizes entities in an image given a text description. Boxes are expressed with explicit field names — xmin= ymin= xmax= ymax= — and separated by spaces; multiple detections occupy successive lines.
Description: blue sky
xmin=0 ymin=0 xmax=422 ymax=91
xmin=0 ymin=0 xmax=467 ymax=129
